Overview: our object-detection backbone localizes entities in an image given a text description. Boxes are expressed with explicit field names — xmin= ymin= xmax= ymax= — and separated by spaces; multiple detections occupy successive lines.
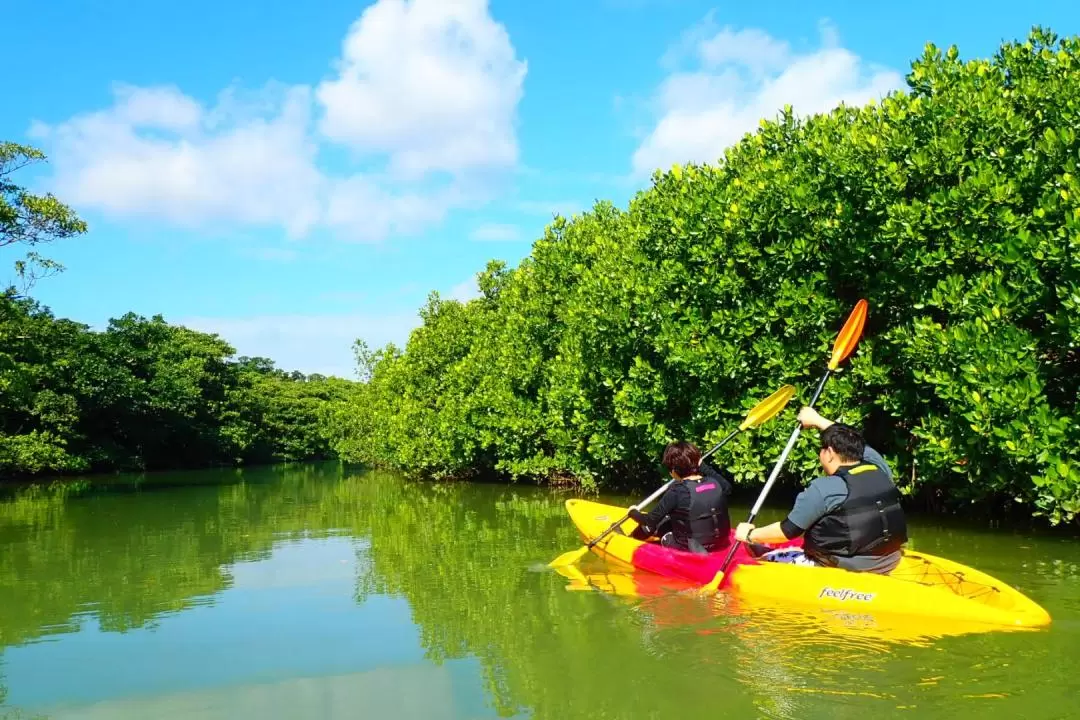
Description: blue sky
xmin=4 ymin=0 xmax=1078 ymax=378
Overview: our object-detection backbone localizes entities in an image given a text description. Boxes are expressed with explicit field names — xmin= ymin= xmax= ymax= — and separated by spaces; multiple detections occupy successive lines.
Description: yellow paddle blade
xmin=828 ymin=299 xmax=868 ymax=371
xmin=548 ymin=545 xmax=589 ymax=568
xmin=698 ymin=570 xmax=725 ymax=595
xmin=552 ymin=564 xmax=590 ymax=585
xmin=738 ymin=384 xmax=797 ymax=431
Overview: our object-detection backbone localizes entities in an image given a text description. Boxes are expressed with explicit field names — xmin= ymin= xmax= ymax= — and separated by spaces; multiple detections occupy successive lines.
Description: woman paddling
xmin=628 ymin=441 xmax=734 ymax=555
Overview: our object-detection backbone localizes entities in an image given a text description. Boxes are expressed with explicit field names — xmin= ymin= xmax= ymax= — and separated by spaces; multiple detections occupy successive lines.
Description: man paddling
xmin=734 ymin=407 xmax=908 ymax=574
xmin=627 ymin=441 xmax=733 ymax=554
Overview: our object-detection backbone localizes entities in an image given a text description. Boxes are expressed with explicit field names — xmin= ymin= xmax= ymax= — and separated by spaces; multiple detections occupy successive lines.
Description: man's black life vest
xmin=803 ymin=462 xmax=908 ymax=560
xmin=669 ymin=477 xmax=730 ymax=552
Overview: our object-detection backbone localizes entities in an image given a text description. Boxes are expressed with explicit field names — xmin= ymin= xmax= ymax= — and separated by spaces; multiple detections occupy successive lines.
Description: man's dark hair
xmin=662 ymin=441 xmax=701 ymax=477
xmin=820 ymin=423 xmax=865 ymax=462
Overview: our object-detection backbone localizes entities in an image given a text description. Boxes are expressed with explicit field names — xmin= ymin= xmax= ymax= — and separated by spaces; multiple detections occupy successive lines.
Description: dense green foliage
xmin=325 ymin=28 xmax=1080 ymax=525
xmin=0 ymin=142 xmax=353 ymax=479
xmin=0 ymin=294 xmax=353 ymax=478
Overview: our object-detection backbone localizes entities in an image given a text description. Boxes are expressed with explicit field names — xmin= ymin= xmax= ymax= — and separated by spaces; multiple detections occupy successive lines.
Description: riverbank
xmin=10 ymin=457 xmax=1080 ymax=538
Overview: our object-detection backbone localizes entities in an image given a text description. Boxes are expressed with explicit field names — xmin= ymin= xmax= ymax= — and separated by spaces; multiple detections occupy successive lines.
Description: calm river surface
xmin=1 ymin=463 xmax=1076 ymax=719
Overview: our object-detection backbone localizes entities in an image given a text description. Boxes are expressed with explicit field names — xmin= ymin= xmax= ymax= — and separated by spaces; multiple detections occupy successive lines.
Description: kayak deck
xmin=562 ymin=498 xmax=800 ymax=583
xmin=564 ymin=498 xmax=1051 ymax=629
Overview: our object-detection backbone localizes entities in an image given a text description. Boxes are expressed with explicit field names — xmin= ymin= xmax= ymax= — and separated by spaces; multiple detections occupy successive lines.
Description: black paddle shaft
xmin=701 ymin=428 xmax=740 ymax=463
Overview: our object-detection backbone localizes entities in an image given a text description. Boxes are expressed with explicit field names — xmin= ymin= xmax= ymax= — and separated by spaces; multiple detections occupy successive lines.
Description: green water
xmin=0 ymin=463 xmax=1076 ymax=719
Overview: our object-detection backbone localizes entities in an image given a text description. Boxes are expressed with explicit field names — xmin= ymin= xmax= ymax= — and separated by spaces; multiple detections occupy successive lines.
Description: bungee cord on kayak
xmin=889 ymin=554 xmax=1003 ymax=602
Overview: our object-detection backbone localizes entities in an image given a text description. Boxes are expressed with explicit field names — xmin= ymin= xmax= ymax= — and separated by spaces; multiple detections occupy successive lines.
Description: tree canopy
xmin=0 ymin=143 xmax=354 ymax=479
xmin=0 ymin=293 xmax=354 ymax=477
xmin=324 ymin=28 xmax=1080 ymax=526
xmin=1 ymin=141 xmax=87 ymax=294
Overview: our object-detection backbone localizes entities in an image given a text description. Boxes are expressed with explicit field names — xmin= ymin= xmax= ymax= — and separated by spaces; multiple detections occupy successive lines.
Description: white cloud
xmin=632 ymin=19 xmax=904 ymax=176
xmin=698 ymin=28 xmax=792 ymax=75
xmin=28 ymin=0 xmax=526 ymax=243
xmin=469 ymin=223 xmax=521 ymax=242
xmin=446 ymin=277 xmax=481 ymax=302
xmin=30 ymin=83 xmax=324 ymax=238
xmin=179 ymin=311 xmax=421 ymax=378
xmin=316 ymin=0 xmax=526 ymax=179
xmin=322 ymin=175 xmax=462 ymax=240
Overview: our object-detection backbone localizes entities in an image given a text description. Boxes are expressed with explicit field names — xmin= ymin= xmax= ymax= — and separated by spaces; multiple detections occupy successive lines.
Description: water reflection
xmin=0 ymin=464 xmax=1076 ymax=720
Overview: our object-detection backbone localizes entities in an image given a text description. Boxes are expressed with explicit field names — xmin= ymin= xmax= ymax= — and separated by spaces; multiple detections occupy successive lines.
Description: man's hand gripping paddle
xmin=698 ymin=299 xmax=869 ymax=595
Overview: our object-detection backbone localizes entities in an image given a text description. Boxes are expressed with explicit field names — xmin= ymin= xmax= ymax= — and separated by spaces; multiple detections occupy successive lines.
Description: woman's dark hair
xmin=820 ymin=423 xmax=865 ymax=462
xmin=662 ymin=441 xmax=701 ymax=477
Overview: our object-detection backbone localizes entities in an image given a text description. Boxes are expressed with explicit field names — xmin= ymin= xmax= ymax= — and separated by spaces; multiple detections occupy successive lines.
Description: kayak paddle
xmin=699 ymin=299 xmax=868 ymax=595
xmin=547 ymin=383 xmax=797 ymax=569
xmin=699 ymin=384 xmax=796 ymax=464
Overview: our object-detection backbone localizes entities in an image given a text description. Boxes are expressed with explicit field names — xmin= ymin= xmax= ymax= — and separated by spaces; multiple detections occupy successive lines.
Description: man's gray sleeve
xmin=785 ymin=483 xmax=829 ymax=531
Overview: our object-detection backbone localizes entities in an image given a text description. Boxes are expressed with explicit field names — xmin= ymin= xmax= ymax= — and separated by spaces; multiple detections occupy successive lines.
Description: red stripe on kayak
xmin=629 ymin=530 xmax=803 ymax=586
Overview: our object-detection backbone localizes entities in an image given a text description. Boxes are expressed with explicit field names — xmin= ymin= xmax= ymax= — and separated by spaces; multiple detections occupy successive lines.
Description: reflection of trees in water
xmin=350 ymin=475 xmax=769 ymax=717
xmin=2 ymin=465 xmax=1074 ymax=720
xmin=556 ymin=567 xmax=1077 ymax=720
xmin=354 ymin=477 xmax=1074 ymax=720
xmin=0 ymin=463 xmax=351 ymax=652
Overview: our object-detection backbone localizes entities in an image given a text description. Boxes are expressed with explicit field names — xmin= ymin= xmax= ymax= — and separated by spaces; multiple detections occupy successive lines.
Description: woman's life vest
xmin=669 ymin=477 xmax=730 ymax=552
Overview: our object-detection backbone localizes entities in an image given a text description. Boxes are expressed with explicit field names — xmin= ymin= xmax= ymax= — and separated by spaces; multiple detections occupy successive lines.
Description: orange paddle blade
xmin=827 ymin=299 xmax=868 ymax=370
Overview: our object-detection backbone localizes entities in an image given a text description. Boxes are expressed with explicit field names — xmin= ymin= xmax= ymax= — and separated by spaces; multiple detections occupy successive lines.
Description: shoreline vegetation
xmin=3 ymin=28 xmax=1078 ymax=528
xmin=0 ymin=292 xmax=354 ymax=479
xmin=2 ymin=146 xmax=354 ymax=479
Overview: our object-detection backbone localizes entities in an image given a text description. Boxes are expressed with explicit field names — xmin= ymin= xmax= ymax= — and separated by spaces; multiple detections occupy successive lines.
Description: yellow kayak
xmin=564 ymin=498 xmax=1051 ymax=630
xmin=553 ymin=566 xmax=1039 ymax=644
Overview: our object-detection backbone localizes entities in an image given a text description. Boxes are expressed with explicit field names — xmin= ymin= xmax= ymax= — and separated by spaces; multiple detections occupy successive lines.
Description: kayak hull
xmin=554 ymin=566 xmax=1042 ymax=644
xmin=564 ymin=498 xmax=1051 ymax=629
